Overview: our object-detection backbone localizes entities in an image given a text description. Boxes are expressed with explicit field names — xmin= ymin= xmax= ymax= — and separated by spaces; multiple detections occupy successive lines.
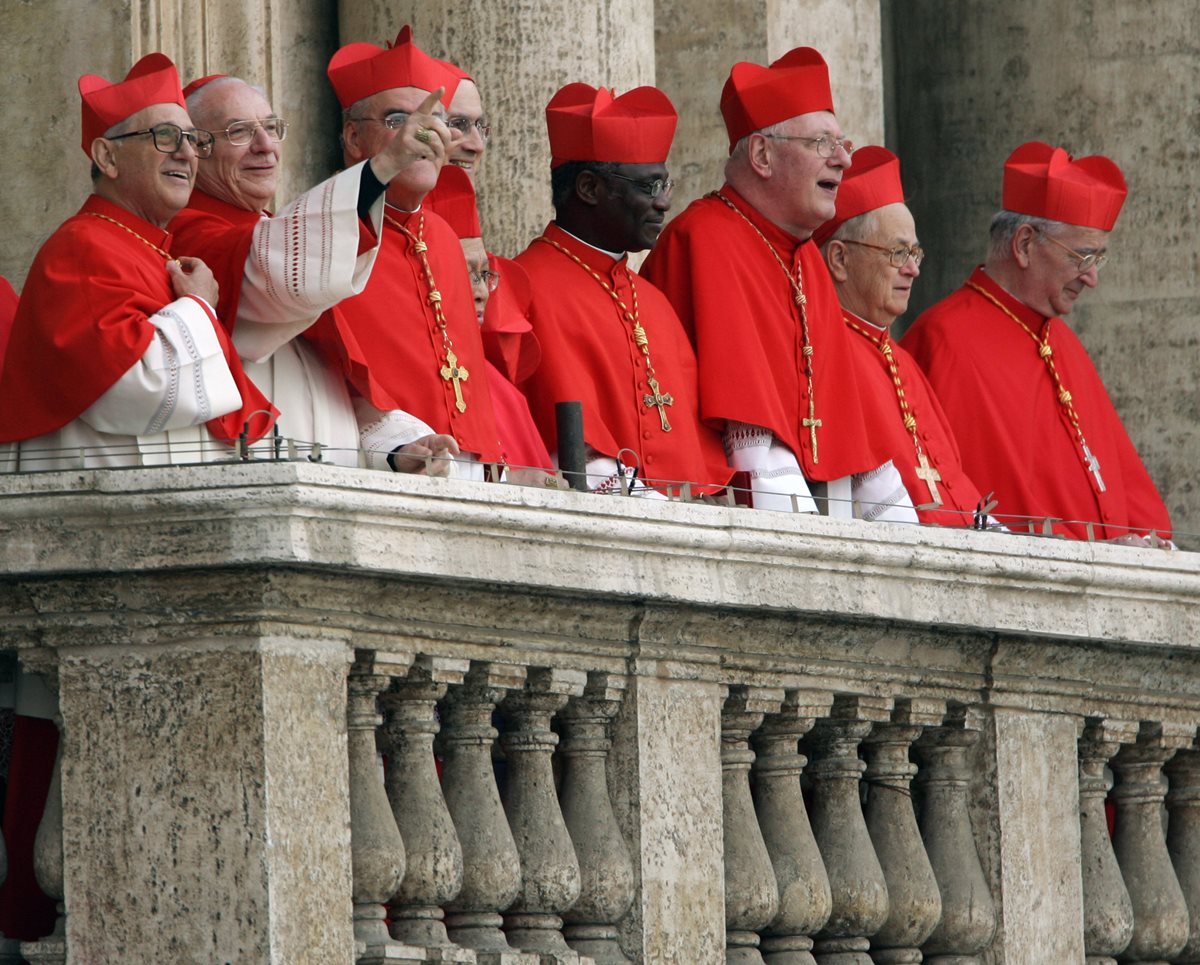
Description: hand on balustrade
xmin=389 ymin=433 xmax=460 ymax=476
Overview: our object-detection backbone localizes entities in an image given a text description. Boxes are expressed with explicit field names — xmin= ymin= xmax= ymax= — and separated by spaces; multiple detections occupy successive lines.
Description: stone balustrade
xmin=1 ymin=463 xmax=1199 ymax=963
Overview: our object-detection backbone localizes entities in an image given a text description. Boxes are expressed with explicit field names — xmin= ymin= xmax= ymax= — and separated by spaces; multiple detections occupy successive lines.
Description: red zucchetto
xmin=811 ymin=145 xmax=904 ymax=247
xmin=1002 ymin=141 xmax=1127 ymax=231
xmin=424 ymin=165 xmax=481 ymax=239
xmin=327 ymin=25 xmax=461 ymax=110
xmin=545 ymin=83 xmax=677 ymax=169
xmin=182 ymin=74 xmax=228 ymax=99
xmin=719 ymin=46 xmax=834 ymax=152
xmin=79 ymin=53 xmax=185 ymax=156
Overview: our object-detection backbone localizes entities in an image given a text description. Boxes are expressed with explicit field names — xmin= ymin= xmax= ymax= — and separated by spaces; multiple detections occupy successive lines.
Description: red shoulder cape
xmin=641 ymin=185 xmax=889 ymax=481
xmin=514 ymin=223 xmax=732 ymax=494
xmin=901 ymin=267 xmax=1171 ymax=539
xmin=0 ymin=195 xmax=275 ymax=444
xmin=304 ymin=207 xmax=502 ymax=461
xmin=481 ymin=253 xmax=541 ymax=385
xmin=485 ymin=361 xmax=552 ymax=471
xmin=843 ymin=312 xmax=984 ymax=526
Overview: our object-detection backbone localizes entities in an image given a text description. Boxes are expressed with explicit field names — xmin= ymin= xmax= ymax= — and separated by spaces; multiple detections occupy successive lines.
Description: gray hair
xmin=823 ymin=208 xmax=883 ymax=249
xmin=988 ymin=209 xmax=1067 ymax=261
xmin=726 ymin=120 xmax=790 ymax=163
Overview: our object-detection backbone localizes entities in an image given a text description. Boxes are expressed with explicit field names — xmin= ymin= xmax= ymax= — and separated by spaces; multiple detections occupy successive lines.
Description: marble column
xmin=441 ymin=662 xmax=538 ymax=965
xmin=752 ymin=690 xmax=833 ymax=965
xmin=806 ymin=695 xmax=892 ymax=965
xmin=722 ymin=685 xmax=784 ymax=965
xmin=500 ymin=667 xmax=587 ymax=963
xmin=861 ymin=699 xmax=944 ymax=965
xmin=1078 ymin=719 xmax=1136 ymax=965
xmin=559 ymin=672 xmax=636 ymax=965
xmin=913 ymin=707 xmax=996 ymax=964
xmin=1166 ymin=736 xmax=1200 ymax=965
xmin=348 ymin=650 xmax=424 ymax=965
xmin=1111 ymin=722 xmax=1191 ymax=964
xmin=380 ymin=656 xmax=472 ymax=960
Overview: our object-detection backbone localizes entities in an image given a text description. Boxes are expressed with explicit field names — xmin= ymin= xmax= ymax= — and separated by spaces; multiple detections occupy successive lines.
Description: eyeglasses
xmin=447 ymin=116 xmax=492 ymax=141
xmin=842 ymin=239 xmax=924 ymax=268
xmin=469 ymin=268 xmax=500 ymax=292
xmin=212 ymin=117 xmax=289 ymax=145
xmin=761 ymin=133 xmax=854 ymax=158
xmin=353 ymin=111 xmax=448 ymax=130
xmin=603 ymin=172 xmax=676 ymax=198
xmin=1035 ymin=228 xmax=1108 ymax=273
xmin=107 ymin=122 xmax=215 ymax=159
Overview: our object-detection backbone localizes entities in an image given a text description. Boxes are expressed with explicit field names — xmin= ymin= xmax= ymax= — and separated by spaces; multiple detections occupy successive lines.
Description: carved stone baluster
xmin=806 ymin=694 xmax=892 ymax=965
xmin=441 ymin=662 xmax=539 ymax=965
xmin=862 ymin=698 xmax=944 ymax=965
xmin=500 ymin=667 xmax=588 ymax=963
xmin=19 ymin=661 xmax=64 ymax=965
xmin=348 ymin=650 xmax=425 ymax=965
xmin=723 ymin=685 xmax=785 ymax=965
xmin=381 ymin=655 xmax=473 ymax=961
xmin=1110 ymin=722 xmax=1191 ymax=964
xmin=1077 ymin=718 xmax=1137 ymax=965
xmin=752 ymin=689 xmax=834 ymax=965
xmin=913 ymin=706 xmax=996 ymax=964
xmin=1166 ymin=735 xmax=1200 ymax=965
xmin=559 ymin=671 xmax=636 ymax=965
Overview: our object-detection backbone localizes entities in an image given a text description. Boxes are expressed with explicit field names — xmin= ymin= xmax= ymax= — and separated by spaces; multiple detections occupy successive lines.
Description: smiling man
xmin=170 ymin=74 xmax=456 ymax=473
xmin=901 ymin=141 xmax=1172 ymax=544
xmin=512 ymin=83 xmax=731 ymax=496
xmin=642 ymin=48 xmax=913 ymax=521
xmin=817 ymin=146 xmax=986 ymax=527
xmin=0 ymin=53 xmax=275 ymax=470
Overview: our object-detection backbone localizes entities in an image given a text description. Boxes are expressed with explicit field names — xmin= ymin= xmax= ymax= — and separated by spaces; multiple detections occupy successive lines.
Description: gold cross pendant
xmin=440 ymin=348 xmax=470 ymax=413
xmin=914 ymin=451 xmax=943 ymax=506
xmin=643 ymin=376 xmax=674 ymax=432
xmin=802 ymin=414 xmax=822 ymax=463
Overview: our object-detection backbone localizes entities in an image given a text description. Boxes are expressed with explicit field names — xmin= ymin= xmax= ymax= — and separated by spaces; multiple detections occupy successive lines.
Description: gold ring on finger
xmin=415 ymin=127 xmax=433 ymax=144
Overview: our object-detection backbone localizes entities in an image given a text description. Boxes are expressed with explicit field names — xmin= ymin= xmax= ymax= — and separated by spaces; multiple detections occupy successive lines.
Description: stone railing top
xmin=0 ymin=463 xmax=1196 ymax=652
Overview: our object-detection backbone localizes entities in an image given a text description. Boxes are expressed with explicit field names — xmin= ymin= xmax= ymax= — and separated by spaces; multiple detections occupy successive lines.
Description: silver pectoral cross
xmin=1082 ymin=441 xmax=1106 ymax=493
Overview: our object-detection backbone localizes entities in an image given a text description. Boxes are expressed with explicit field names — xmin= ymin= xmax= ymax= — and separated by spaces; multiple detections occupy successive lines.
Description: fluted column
xmin=1078 ymin=718 xmax=1137 ymax=965
xmin=752 ymin=690 xmax=834 ymax=965
xmin=20 ymin=662 xmax=64 ymax=965
xmin=723 ymin=686 xmax=784 ymax=965
xmin=1110 ymin=722 xmax=1191 ymax=964
xmin=913 ymin=707 xmax=996 ymax=964
xmin=807 ymin=695 xmax=892 ymax=965
xmin=441 ymin=662 xmax=538 ymax=965
xmin=500 ymin=667 xmax=587 ymax=962
xmin=1166 ymin=736 xmax=1200 ymax=964
xmin=381 ymin=656 xmax=472 ymax=960
xmin=559 ymin=671 xmax=636 ymax=965
xmin=862 ymin=699 xmax=944 ymax=965
xmin=348 ymin=650 xmax=425 ymax=965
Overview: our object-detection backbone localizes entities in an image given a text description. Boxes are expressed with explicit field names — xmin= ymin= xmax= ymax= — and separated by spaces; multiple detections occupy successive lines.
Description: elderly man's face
xmin=103 ymin=103 xmax=200 ymax=228
xmin=837 ymin=202 xmax=920 ymax=327
xmin=343 ymin=86 xmax=445 ymax=208
xmin=760 ymin=110 xmax=851 ymax=237
xmin=1017 ymin=223 xmax=1108 ymax=317
xmin=447 ymin=81 xmax=487 ymax=181
xmin=459 ymin=236 xmax=490 ymax=324
xmin=193 ymin=81 xmax=281 ymax=212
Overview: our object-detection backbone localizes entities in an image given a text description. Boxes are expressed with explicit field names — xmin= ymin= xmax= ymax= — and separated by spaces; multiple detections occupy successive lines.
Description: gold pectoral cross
xmin=440 ymin=348 xmax=469 ymax=413
xmin=914 ymin=451 xmax=943 ymax=506
xmin=644 ymin=377 xmax=674 ymax=432
xmin=802 ymin=407 xmax=822 ymax=463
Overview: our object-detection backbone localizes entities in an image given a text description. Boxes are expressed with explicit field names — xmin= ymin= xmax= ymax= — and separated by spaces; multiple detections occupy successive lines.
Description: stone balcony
xmin=1 ymin=462 xmax=1198 ymax=964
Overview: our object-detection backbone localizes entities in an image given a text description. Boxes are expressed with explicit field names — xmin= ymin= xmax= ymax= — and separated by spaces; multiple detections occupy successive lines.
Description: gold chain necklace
xmin=386 ymin=211 xmax=469 ymax=413
xmin=844 ymin=313 xmax=943 ymax=506
xmin=534 ymin=234 xmax=673 ymax=432
xmin=966 ymin=279 xmax=1106 ymax=493
xmin=710 ymin=190 xmax=821 ymax=462
xmin=84 ymin=211 xmax=176 ymax=263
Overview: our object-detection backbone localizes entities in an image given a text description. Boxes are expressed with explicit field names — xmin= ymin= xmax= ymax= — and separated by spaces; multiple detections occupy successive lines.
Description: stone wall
xmin=888 ymin=0 xmax=1200 ymax=541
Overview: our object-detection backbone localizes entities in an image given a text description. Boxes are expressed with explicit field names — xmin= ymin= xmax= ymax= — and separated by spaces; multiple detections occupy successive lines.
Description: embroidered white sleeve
xmin=234 ymin=160 xmax=383 ymax=363
xmin=80 ymin=297 xmax=241 ymax=435
xmin=852 ymin=459 xmax=919 ymax=524
xmin=352 ymin=396 xmax=440 ymax=472
xmin=723 ymin=420 xmax=817 ymax=513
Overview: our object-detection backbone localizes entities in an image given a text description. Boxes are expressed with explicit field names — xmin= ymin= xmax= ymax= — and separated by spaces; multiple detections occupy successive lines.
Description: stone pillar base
xmin=19 ymin=938 xmax=66 ymax=965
